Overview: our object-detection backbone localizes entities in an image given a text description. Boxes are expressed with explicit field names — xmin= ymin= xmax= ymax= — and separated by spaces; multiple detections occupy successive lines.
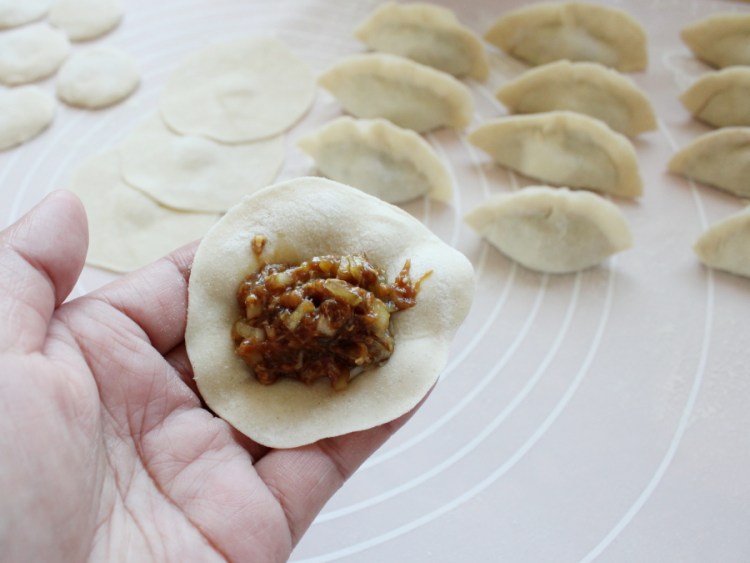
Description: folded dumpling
xmin=496 ymin=61 xmax=656 ymax=137
xmin=680 ymin=67 xmax=750 ymax=127
xmin=468 ymin=111 xmax=643 ymax=198
xmin=668 ymin=127 xmax=750 ymax=198
xmin=694 ymin=206 xmax=750 ymax=278
xmin=464 ymin=186 xmax=632 ymax=273
xmin=355 ymin=2 xmax=488 ymax=80
xmin=319 ymin=53 xmax=474 ymax=132
xmin=681 ymin=13 xmax=750 ymax=68
xmin=484 ymin=1 xmax=647 ymax=72
xmin=297 ymin=116 xmax=452 ymax=204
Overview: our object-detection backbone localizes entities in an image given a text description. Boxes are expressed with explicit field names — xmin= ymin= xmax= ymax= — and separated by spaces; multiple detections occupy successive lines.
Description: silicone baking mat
xmin=1 ymin=1 xmax=749 ymax=561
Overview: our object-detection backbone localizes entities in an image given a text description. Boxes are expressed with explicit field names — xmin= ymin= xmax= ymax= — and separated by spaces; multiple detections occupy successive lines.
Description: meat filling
xmin=232 ymin=248 xmax=427 ymax=390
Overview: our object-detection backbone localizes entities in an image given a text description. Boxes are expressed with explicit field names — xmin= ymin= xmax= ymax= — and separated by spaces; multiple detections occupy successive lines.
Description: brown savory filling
xmin=232 ymin=246 xmax=428 ymax=391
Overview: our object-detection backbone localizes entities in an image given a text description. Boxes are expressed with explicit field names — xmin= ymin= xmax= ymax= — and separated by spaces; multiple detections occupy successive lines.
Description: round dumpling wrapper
xmin=48 ymin=0 xmax=122 ymax=41
xmin=68 ymin=151 xmax=220 ymax=272
xmin=56 ymin=47 xmax=139 ymax=109
xmin=0 ymin=24 xmax=70 ymax=86
xmin=185 ymin=176 xmax=475 ymax=448
xmin=119 ymin=114 xmax=285 ymax=212
xmin=160 ymin=37 xmax=315 ymax=143
xmin=0 ymin=0 xmax=51 ymax=29
xmin=0 ymin=86 xmax=55 ymax=151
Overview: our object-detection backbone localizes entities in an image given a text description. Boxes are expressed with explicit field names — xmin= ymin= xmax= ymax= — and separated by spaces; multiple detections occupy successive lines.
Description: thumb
xmin=0 ymin=191 xmax=88 ymax=354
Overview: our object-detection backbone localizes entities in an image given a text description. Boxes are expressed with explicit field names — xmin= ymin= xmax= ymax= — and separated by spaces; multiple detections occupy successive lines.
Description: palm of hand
xmin=0 ymin=192 xmax=408 ymax=562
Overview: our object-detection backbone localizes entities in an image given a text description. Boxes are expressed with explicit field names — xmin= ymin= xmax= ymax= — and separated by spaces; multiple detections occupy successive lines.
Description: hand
xmin=0 ymin=192 xmax=414 ymax=562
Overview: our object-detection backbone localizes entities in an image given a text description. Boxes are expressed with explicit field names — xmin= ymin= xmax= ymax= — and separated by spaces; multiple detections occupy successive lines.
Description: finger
xmin=164 ymin=343 xmax=272 ymax=461
xmin=164 ymin=342 xmax=199 ymax=394
xmin=255 ymin=406 xmax=421 ymax=546
xmin=84 ymin=241 xmax=197 ymax=355
xmin=0 ymin=191 xmax=88 ymax=354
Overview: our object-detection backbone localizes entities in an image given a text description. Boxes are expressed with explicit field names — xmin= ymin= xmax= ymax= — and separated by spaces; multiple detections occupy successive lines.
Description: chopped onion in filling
xmin=231 ymin=244 xmax=429 ymax=390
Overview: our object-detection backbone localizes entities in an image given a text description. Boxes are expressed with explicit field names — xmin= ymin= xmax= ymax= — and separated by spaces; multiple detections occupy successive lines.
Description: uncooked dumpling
xmin=0 ymin=24 xmax=70 ymax=86
xmin=669 ymin=127 xmax=750 ymax=198
xmin=464 ymin=186 xmax=632 ymax=273
xmin=160 ymin=38 xmax=315 ymax=143
xmin=495 ymin=61 xmax=656 ymax=137
xmin=185 ymin=176 xmax=475 ymax=448
xmin=0 ymin=86 xmax=55 ymax=151
xmin=319 ymin=53 xmax=473 ymax=133
xmin=355 ymin=2 xmax=488 ymax=80
xmin=119 ymin=115 xmax=284 ymax=212
xmin=681 ymin=13 xmax=750 ymax=68
xmin=297 ymin=117 xmax=452 ymax=203
xmin=468 ymin=111 xmax=643 ymax=198
xmin=57 ymin=47 xmax=139 ymax=109
xmin=680 ymin=67 xmax=750 ymax=127
xmin=48 ymin=0 xmax=122 ymax=41
xmin=484 ymin=1 xmax=647 ymax=72
xmin=694 ymin=206 xmax=750 ymax=278
xmin=68 ymin=151 xmax=219 ymax=273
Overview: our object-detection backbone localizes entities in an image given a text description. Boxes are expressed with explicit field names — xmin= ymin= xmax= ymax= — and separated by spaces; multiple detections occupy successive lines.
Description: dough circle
xmin=0 ymin=24 xmax=71 ymax=86
xmin=48 ymin=0 xmax=123 ymax=41
xmin=119 ymin=115 xmax=285 ymax=212
xmin=0 ymin=86 xmax=55 ymax=151
xmin=68 ymin=151 xmax=219 ymax=273
xmin=56 ymin=47 xmax=139 ymax=109
xmin=160 ymin=37 xmax=316 ymax=143
xmin=185 ymin=176 xmax=475 ymax=448
xmin=0 ymin=0 xmax=51 ymax=29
